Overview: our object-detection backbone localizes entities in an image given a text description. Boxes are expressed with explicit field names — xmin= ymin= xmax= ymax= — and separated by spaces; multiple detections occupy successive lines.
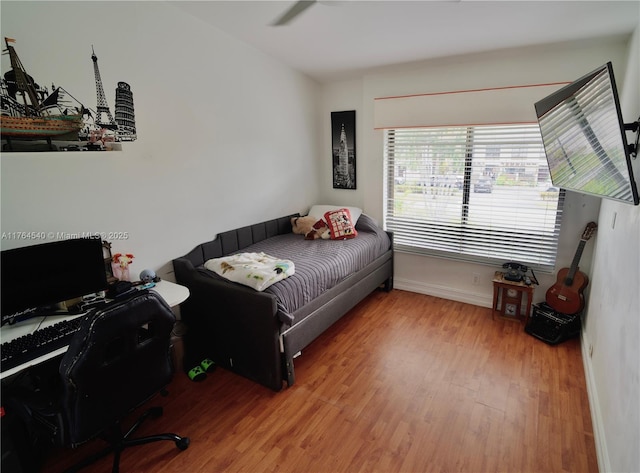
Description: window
xmin=383 ymin=124 xmax=564 ymax=271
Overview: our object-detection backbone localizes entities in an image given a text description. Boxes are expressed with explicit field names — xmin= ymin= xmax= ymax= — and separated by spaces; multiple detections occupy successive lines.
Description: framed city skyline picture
xmin=331 ymin=110 xmax=356 ymax=189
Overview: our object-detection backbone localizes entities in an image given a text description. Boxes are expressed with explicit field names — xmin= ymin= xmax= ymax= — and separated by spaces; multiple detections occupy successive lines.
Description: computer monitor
xmin=1 ymin=237 xmax=108 ymax=320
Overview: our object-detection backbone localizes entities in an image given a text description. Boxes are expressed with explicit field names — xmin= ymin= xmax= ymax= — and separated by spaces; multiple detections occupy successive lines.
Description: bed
xmin=172 ymin=209 xmax=394 ymax=391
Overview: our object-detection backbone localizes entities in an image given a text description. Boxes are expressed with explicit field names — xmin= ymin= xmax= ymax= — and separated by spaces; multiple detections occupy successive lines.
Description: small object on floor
xmin=200 ymin=358 xmax=216 ymax=373
xmin=187 ymin=365 xmax=207 ymax=382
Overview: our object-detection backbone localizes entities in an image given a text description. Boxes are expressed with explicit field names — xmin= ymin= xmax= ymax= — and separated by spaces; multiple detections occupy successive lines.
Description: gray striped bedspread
xmin=198 ymin=214 xmax=390 ymax=320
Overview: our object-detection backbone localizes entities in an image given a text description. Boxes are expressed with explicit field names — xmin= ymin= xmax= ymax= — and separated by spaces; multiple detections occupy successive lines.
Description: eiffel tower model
xmin=91 ymin=46 xmax=118 ymax=130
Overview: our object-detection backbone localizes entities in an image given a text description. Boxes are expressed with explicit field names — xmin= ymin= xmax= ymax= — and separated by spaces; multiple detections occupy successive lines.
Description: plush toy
xmin=112 ymin=253 xmax=134 ymax=281
xmin=291 ymin=216 xmax=331 ymax=240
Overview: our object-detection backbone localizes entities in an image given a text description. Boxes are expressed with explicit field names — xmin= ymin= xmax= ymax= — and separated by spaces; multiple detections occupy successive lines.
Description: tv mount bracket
xmin=624 ymin=117 xmax=640 ymax=159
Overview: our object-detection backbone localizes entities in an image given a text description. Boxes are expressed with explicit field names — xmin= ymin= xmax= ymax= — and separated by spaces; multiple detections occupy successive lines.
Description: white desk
xmin=151 ymin=279 xmax=190 ymax=307
xmin=0 ymin=280 xmax=189 ymax=380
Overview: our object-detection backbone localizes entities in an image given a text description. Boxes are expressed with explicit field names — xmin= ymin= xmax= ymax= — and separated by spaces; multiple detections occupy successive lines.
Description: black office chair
xmin=21 ymin=290 xmax=190 ymax=472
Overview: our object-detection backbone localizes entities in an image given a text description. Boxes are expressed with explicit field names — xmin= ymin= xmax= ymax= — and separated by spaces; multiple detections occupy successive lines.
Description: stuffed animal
xmin=112 ymin=253 xmax=134 ymax=281
xmin=291 ymin=216 xmax=331 ymax=240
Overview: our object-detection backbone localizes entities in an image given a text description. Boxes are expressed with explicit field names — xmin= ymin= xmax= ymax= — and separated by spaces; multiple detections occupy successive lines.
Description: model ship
xmin=1 ymin=37 xmax=84 ymax=142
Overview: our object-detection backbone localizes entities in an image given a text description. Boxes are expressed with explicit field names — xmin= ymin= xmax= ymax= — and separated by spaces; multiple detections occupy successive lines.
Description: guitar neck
xmin=564 ymin=239 xmax=587 ymax=285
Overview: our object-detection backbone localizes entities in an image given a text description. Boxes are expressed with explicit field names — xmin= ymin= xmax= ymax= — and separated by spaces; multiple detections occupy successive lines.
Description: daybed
xmin=172 ymin=209 xmax=393 ymax=391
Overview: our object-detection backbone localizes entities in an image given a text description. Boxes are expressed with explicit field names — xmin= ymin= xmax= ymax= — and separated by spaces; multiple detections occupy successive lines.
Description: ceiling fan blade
xmin=272 ymin=0 xmax=317 ymax=26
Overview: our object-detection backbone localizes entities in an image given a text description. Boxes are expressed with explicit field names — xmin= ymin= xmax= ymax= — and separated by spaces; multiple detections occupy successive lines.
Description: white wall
xmin=583 ymin=26 xmax=640 ymax=473
xmin=317 ymin=78 xmax=365 ymax=209
xmin=0 ymin=1 xmax=321 ymax=279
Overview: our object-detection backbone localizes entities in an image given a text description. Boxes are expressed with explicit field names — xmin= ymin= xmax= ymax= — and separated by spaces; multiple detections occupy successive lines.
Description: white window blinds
xmin=384 ymin=124 xmax=565 ymax=271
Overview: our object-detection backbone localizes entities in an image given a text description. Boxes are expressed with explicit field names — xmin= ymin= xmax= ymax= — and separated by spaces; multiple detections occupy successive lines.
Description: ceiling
xmin=172 ymin=1 xmax=640 ymax=83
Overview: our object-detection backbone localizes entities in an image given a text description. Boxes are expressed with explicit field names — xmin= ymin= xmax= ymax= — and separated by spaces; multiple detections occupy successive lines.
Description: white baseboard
xmin=581 ymin=330 xmax=609 ymax=473
xmin=394 ymin=277 xmax=493 ymax=308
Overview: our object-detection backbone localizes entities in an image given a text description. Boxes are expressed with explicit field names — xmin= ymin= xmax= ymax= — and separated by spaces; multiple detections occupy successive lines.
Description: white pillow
xmin=308 ymin=205 xmax=362 ymax=224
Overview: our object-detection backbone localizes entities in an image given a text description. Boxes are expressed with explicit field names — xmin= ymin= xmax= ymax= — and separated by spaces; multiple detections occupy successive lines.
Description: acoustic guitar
xmin=545 ymin=222 xmax=597 ymax=315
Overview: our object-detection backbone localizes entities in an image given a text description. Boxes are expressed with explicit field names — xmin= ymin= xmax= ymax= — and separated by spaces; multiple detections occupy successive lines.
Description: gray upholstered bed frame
xmin=172 ymin=214 xmax=394 ymax=391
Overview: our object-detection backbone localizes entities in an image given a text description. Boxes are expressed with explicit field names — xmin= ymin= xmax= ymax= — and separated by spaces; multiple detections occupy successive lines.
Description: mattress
xmin=198 ymin=214 xmax=390 ymax=322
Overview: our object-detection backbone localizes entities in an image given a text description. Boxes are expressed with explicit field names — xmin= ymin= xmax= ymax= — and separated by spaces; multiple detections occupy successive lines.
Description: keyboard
xmin=1 ymin=316 xmax=84 ymax=373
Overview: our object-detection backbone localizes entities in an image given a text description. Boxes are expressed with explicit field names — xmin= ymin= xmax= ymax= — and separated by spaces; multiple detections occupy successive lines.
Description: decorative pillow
xmin=308 ymin=205 xmax=362 ymax=225
xmin=324 ymin=208 xmax=358 ymax=240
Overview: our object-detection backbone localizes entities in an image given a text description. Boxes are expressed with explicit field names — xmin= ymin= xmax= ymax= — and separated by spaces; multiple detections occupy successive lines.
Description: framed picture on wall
xmin=331 ymin=110 xmax=356 ymax=189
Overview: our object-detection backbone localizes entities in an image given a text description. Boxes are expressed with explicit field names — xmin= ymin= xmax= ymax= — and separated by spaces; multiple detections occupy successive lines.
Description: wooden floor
xmin=44 ymin=290 xmax=598 ymax=473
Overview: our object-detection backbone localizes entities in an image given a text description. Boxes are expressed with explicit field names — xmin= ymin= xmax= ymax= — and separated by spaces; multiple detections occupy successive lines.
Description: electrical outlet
xmin=472 ymin=273 xmax=480 ymax=286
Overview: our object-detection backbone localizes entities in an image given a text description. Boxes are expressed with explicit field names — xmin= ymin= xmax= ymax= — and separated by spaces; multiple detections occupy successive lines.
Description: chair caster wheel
xmin=176 ymin=437 xmax=190 ymax=450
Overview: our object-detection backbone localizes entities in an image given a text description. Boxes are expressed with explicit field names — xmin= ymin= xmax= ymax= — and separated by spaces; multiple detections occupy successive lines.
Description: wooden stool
xmin=492 ymin=271 xmax=535 ymax=324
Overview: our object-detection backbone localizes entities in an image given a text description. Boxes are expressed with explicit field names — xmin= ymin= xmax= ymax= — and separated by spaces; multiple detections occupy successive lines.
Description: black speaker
xmin=525 ymin=302 xmax=581 ymax=345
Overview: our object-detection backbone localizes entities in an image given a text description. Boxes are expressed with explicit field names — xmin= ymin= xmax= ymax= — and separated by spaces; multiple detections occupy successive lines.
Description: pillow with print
xmin=324 ymin=208 xmax=358 ymax=240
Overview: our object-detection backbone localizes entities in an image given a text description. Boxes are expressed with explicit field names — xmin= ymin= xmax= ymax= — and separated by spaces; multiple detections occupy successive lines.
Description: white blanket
xmin=204 ymin=252 xmax=295 ymax=292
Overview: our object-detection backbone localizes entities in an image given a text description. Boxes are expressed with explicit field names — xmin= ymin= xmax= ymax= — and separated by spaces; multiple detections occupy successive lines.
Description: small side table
xmin=492 ymin=271 xmax=535 ymax=324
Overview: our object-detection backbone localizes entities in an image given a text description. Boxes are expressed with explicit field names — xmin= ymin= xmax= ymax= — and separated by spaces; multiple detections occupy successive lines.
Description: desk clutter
xmin=0 ymin=279 xmax=185 ymax=382
xmin=0 ymin=287 xmax=160 ymax=375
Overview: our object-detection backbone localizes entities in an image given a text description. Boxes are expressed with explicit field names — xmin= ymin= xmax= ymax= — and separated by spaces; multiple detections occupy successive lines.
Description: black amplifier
xmin=525 ymin=302 xmax=581 ymax=345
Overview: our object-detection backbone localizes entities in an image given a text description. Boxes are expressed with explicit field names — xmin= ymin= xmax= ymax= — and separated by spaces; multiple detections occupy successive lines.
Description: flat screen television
xmin=1 ymin=237 xmax=108 ymax=321
xmin=535 ymin=62 xmax=639 ymax=205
